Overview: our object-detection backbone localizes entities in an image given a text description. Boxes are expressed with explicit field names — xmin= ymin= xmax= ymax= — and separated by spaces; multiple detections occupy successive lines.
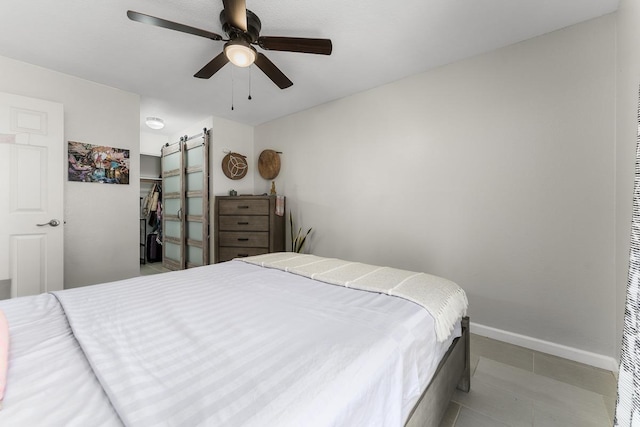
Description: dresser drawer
xmin=218 ymin=199 xmax=270 ymax=215
xmin=218 ymin=215 xmax=269 ymax=231
xmin=219 ymin=231 xmax=269 ymax=247
xmin=217 ymin=247 xmax=269 ymax=262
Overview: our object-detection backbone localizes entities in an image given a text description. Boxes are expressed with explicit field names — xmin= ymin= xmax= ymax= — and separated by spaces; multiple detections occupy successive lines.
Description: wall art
xmin=68 ymin=141 xmax=130 ymax=184
xmin=258 ymin=149 xmax=281 ymax=180
xmin=222 ymin=151 xmax=248 ymax=180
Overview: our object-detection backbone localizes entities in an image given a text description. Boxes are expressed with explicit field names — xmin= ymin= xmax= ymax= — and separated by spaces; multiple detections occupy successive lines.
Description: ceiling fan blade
xmin=257 ymin=37 xmax=332 ymax=55
xmin=127 ymin=11 xmax=223 ymax=41
xmin=254 ymin=53 xmax=293 ymax=89
xmin=222 ymin=0 xmax=247 ymax=32
xmin=194 ymin=52 xmax=229 ymax=79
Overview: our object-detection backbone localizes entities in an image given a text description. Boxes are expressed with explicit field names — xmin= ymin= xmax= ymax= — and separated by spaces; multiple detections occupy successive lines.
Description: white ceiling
xmin=0 ymin=0 xmax=619 ymax=137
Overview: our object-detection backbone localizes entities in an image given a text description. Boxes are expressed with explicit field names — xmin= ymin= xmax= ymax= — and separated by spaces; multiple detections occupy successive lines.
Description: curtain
xmin=616 ymin=87 xmax=640 ymax=426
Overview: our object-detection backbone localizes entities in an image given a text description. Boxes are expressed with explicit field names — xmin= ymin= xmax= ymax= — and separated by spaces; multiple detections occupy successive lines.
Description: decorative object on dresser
xmin=214 ymin=195 xmax=285 ymax=263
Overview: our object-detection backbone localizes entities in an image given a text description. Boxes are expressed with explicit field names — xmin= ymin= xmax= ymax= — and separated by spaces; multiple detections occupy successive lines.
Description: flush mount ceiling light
xmin=224 ymin=39 xmax=257 ymax=67
xmin=145 ymin=117 xmax=165 ymax=130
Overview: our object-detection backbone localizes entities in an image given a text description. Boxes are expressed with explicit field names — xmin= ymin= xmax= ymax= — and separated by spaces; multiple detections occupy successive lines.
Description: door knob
xmin=37 ymin=219 xmax=61 ymax=227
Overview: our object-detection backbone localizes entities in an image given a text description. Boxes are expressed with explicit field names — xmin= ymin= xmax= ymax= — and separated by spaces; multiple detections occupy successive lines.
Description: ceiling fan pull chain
xmin=231 ymin=67 xmax=235 ymax=111
xmin=248 ymin=66 xmax=252 ymax=101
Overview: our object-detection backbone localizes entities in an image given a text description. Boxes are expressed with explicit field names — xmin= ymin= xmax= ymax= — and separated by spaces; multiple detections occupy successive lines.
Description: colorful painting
xmin=68 ymin=141 xmax=130 ymax=184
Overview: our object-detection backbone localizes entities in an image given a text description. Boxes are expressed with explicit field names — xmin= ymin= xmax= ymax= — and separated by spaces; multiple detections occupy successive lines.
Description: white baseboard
xmin=470 ymin=322 xmax=619 ymax=373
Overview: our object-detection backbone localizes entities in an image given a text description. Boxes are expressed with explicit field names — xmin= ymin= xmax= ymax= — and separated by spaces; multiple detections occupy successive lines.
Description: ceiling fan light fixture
xmin=145 ymin=117 xmax=165 ymax=130
xmin=224 ymin=40 xmax=257 ymax=67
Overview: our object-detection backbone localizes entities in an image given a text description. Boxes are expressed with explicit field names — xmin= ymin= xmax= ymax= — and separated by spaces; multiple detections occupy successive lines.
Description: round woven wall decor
xmin=222 ymin=152 xmax=248 ymax=180
xmin=258 ymin=149 xmax=281 ymax=180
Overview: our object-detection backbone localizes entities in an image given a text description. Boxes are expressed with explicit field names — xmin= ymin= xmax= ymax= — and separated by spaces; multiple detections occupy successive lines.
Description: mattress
xmin=0 ymin=259 xmax=462 ymax=426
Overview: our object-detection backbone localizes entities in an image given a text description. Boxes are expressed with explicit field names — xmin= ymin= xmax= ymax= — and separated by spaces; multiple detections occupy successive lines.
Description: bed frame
xmin=405 ymin=316 xmax=470 ymax=427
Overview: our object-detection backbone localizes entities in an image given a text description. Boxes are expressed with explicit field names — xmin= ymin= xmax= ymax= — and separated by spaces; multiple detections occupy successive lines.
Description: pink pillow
xmin=0 ymin=309 xmax=8 ymax=406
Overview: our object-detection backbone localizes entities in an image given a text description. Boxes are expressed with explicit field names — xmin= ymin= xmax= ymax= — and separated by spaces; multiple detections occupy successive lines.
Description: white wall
xmin=140 ymin=131 xmax=168 ymax=157
xmin=0 ymin=55 xmax=140 ymax=288
xmin=255 ymin=16 xmax=617 ymax=363
xmin=615 ymin=1 xmax=640 ymax=360
xmin=169 ymin=116 xmax=215 ymax=150
xmin=211 ymin=117 xmax=255 ymax=197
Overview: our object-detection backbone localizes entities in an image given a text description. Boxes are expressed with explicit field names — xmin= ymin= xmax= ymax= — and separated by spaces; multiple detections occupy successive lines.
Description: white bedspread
xmin=54 ymin=261 xmax=459 ymax=427
xmin=238 ymin=253 xmax=468 ymax=342
xmin=0 ymin=294 xmax=122 ymax=426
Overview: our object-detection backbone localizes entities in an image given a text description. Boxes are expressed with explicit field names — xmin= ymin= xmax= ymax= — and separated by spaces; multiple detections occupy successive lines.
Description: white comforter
xmin=1 ymin=260 xmax=460 ymax=427
xmin=0 ymin=294 xmax=122 ymax=426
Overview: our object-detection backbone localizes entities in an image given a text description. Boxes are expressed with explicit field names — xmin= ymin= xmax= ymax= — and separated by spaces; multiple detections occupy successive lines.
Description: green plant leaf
xmin=289 ymin=212 xmax=294 ymax=251
xmin=289 ymin=211 xmax=313 ymax=253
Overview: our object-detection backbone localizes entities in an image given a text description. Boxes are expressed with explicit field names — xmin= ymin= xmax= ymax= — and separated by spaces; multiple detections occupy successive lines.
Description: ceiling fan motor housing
xmin=220 ymin=9 xmax=261 ymax=42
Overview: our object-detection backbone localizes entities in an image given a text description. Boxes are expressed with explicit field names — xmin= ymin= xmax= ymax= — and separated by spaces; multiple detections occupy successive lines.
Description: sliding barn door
xmin=161 ymin=130 xmax=210 ymax=270
xmin=184 ymin=137 xmax=209 ymax=268
xmin=161 ymin=142 xmax=184 ymax=270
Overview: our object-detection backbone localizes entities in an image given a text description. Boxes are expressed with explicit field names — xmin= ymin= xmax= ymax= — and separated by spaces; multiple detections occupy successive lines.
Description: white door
xmin=0 ymin=92 xmax=64 ymax=299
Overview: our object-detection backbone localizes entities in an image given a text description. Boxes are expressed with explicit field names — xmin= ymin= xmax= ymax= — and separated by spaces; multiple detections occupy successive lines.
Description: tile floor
xmin=441 ymin=334 xmax=617 ymax=427
xmin=139 ymin=261 xmax=171 ymax=275
xmin=137 ymin=262 xmax=619 ymax=427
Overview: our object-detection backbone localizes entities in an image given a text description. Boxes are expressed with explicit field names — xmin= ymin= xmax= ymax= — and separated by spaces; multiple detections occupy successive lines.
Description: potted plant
xmin=289 ymin=212 xmax=312 ymax=253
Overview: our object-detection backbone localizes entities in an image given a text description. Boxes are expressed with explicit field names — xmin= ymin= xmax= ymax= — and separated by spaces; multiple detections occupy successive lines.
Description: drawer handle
xmin=237 ymin=221 xmax=249 ymax=225
xmin=237 ymin=238 xmax=249 ymax=241
xmin=237 ymin=253 xmax=249 ymax=257
xmin=237 ymin=205 xmax=250 ymax=209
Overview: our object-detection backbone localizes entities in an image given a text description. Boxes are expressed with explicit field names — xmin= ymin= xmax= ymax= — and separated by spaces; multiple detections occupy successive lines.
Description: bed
xmin=0 ymin=253 xmax=469 ymax=427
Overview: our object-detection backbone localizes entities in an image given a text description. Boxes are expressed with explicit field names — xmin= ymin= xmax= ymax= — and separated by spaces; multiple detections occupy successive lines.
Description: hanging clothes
xmin=155 ymin=199 xmax=163 ymax=244
xmin=143 ymin=183 xmax=161 ymax=229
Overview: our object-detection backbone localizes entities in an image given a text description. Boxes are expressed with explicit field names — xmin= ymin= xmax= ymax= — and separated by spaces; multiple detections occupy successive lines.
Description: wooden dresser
xmin=214 ymin=195 xmax=285 ymax=263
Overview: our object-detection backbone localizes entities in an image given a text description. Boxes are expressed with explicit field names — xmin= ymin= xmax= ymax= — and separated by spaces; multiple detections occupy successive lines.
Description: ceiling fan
xmin=127 ymin=0 xmax=332 ymax=89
